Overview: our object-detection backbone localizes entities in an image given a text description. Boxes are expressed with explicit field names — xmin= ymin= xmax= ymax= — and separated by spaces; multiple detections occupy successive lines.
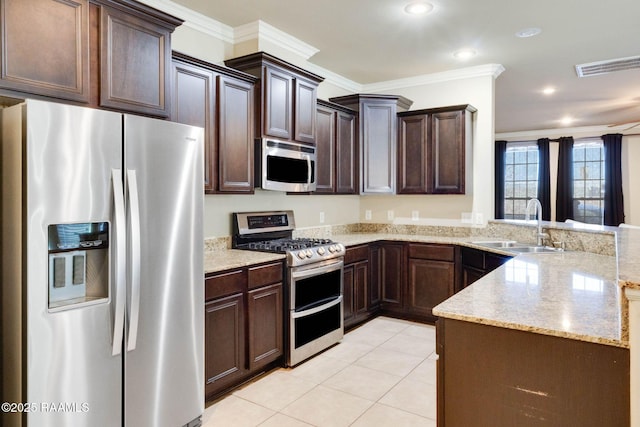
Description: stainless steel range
xmin=232 ymin=211 xmax=344 ymax=366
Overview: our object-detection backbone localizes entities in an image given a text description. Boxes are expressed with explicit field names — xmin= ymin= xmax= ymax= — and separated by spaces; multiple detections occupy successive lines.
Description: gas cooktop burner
xmin=241 ymin=238 xmax=335 ymax=253
xmin=232 ymin=211 xmax=345 ymax=266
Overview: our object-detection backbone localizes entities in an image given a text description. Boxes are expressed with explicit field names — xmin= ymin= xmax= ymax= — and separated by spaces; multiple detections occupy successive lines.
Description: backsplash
xmin=205 ymin=220 xmax=617 ymax=256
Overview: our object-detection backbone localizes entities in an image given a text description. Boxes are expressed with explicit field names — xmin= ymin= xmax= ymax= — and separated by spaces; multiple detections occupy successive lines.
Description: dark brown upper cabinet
xmin=315 ymin=99 xmax=358 ymax=194
xmin=96 ymin=0 xmax=181 ymax=117
xmin=0 ymin=0 xmax=181 ymax=118
xmin=171 ymin=52 xmax=256 ymax=194
xmin=330 ymin=94 xmax=412 ymax=194
xmin=397 ymin=104 xmax=476 ymax=194
xmin=225 ymin=52 xmax=324 ymax=145
xmin=0 ymin=0 xmax=90 ymax=103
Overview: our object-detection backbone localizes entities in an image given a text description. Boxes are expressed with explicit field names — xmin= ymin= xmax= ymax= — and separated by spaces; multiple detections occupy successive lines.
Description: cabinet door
xmin=336 ymin=111 xmax=358 ymax=194
xmin=171 ymin=59 xmax=216 ymax=193
xmin=380 ymin=243 xmax=404 ymax=309
xmin=205 ymin=293 xmax=246 ymax=398
xmin=99 ymin=4 xmax=171 ymax=117
xmin=398 ymin=114 xmax=429 ymax=194
xmin=408 ymin=258 xmax=455 ymax=319
xmin=462 ymin=266 xmax=485 ymax=289
xmin=294 ymin=78 xmax=317 ymax=144
xmin=343 ymin=264 xmax=355 ymax=324
xmin=0 ymin=0 xmax=89 ymax=102
xmin=354 ymin=261 xmax=368 ymax=317
xmin=218 ymin=75 xmax=254 ymax=193
xmin=431 ymin=110 xmax=464 ymax=193
xmin=315 ymin=104 xmax=336 ymax=193
xmin=361 ymin=100 xmax=397 ymax=194
xmin=263 ymin=67 xmax=292 ymax=139
xmin=368 ymin=245 xmax=381 ymax=311
xmin=247 ymin=283 xmax=283 ymax=371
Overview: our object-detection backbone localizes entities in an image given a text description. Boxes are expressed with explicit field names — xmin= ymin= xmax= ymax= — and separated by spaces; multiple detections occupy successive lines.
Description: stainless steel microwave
xmin=256 ymin=138 xmax=316 ymax=192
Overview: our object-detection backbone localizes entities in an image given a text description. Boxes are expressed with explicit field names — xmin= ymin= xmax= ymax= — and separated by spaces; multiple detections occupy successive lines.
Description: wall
xmin=623 ymin=135 xmax=640 ymax=225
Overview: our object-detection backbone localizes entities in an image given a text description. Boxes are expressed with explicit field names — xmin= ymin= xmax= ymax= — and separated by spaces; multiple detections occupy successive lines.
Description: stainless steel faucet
xmin=525 ymin=198 xmax=549 ymax=246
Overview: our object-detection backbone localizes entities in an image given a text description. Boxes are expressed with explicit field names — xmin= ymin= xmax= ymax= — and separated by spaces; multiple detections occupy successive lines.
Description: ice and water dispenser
xmin=47 ymin=222 xmax=110 ymax=310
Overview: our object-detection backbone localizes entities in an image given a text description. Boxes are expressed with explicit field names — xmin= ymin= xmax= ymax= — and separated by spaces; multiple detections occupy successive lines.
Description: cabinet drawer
xmin=408 ymin=244 xmax=455 ymax=262
xmin=344 ymin=245 xmax=369 ymax=264
xmin=248 ymin=262 xmax=283 ymax=290
xmin=205 ymin=269 xmax=246 ymax=300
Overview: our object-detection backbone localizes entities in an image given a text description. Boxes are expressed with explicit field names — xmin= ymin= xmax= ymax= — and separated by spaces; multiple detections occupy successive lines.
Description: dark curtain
xmin=494 ymin=141 xmax=507 ymax=219
xmin=602 ymin=133 xmax=625 ymax=226
xmin=555 ymin=136 xmax=575 ymax=221
xmin=537 ymin=138 xmax=551 ymax=220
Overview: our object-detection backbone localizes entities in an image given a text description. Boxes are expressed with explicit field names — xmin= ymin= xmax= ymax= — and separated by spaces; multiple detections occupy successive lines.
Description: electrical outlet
xmin=412 ymin=210 xmax=419 ymax=220
xmin=475 ymin=213 xmax=484 ymax=224
xmin=387 ymin=210 xmax=394 ymax=220
xmin=365 ymin=210 xmax=372 ymax=220
xmin=319 ymin=212 xmax=325 ymax=223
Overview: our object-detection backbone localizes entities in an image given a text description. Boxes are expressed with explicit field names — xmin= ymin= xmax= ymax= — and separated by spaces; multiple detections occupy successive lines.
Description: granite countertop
xmin=204 ymin=221 xmax=635 ymax=348
xmin=432 ymin=251 xmax=624 ymax=347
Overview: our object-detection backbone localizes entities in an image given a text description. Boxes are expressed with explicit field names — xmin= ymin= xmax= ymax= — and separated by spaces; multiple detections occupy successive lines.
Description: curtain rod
xmin=546 ymin=133 xmax=640 ymax=142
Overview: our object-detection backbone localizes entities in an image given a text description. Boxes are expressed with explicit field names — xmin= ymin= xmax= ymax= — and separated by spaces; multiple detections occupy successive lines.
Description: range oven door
xmin=288 ymin=259 xmax=344 ymax=366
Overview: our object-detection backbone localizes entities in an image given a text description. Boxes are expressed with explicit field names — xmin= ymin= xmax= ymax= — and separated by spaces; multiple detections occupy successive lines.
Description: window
xmin=504 ymin=143 xmax=539 ymax=219
xmin=572 ymin=139 xmax=604 ymax=224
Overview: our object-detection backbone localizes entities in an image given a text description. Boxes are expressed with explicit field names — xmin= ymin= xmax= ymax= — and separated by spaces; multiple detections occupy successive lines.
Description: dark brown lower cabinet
xmin=204 ymin=293 xmax=246 ymax=398
xmin=343 ymin=245 xmax=371 ymax=329
xmin=248 ymin=282 xmax=283 ymax=371
xmin=460 ymin=246 xmax=511 ymax=289
xmin=204 ymin=261 xmax=284 ymax=401
xmin=406 ymin=244 xmax=457 ymax=322
xmin=378 ymin=242 xmax=405 ymax=314
xmin=436 ymin=319 xmax=630 ymax=427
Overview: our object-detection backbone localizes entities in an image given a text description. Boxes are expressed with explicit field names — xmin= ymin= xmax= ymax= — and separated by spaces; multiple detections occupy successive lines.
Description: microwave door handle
xmin=305 ymin=155 xmax=312 ymax=185
xmin=111 ymin=169 xmax=126 ymax=356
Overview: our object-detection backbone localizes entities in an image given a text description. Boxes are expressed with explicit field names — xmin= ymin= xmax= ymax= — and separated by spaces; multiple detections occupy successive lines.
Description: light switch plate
xmin=319 ymin=212 xmax=325 ymax=223
xmin=365 ymin=210 xmax=372 ymax=220
xmin=387 ymin=210 xmax=394 ymax=220
xmin=412 ymin=210 xmax=419 ymax=220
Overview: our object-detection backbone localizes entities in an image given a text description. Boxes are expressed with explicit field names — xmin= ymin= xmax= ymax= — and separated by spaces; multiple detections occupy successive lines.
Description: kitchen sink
xmin=471 ymin=241 xmax=522 ymax=248
xmin=472 ymin=241 xmax=565 ymax=253
xmin=508 ymin=246 xmax=565 ymax=253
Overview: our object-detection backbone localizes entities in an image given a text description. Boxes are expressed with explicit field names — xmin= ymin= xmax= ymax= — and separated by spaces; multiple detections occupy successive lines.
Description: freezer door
xmin=21 ymin=100 xmax=123 ymax=426
xmin=123 ymin=115 xmax=204 ymax=427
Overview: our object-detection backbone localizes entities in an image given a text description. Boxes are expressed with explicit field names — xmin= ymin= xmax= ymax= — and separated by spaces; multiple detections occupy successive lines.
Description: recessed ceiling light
xmin=404 ymin=1 xmax=434 ymax=15
xmin=453 ymin=48 xmax=477 ymax=60
xmin=542 ymin=87 xmax=556 ymax=95
xmin=560 ymin=116 xmax=574 ymax=125
xmin=515 ymin=27 xmax=542 ymax=38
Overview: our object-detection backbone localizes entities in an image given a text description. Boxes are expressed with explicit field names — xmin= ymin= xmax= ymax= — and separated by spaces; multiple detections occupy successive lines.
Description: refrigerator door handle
xmin=126 ymin=169 xmax=142 ymax=352
xmin=111 ymin=169 xmax=126 ymax=356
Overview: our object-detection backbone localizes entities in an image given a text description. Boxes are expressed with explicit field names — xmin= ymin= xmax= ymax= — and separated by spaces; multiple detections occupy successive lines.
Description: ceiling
xmin=172 ymin=0 xmax=640 ymax=134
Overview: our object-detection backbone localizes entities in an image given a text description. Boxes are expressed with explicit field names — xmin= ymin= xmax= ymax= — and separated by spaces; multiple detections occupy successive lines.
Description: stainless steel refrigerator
xmin=1 ymin=99 xmax=204 ymax=426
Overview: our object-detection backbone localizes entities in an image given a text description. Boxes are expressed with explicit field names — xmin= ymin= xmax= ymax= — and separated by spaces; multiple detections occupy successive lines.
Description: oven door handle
xmin=290 ymin=260 xmax=343 ymax=281
xmin=292 ymin=295 xmax=342 ymax=319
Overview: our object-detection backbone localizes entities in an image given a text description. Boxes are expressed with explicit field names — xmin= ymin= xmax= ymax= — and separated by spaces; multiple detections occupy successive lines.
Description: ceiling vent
xmin=575 ymin=56 xmax=640 ymax=77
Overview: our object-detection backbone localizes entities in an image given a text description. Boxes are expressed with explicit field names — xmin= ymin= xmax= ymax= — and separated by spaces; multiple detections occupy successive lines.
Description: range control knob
xmin=305 ymin=249 xmax=313 ymax=258
xmin=297 ymin=251 xmax=306 ymax=259
xmin=328 ymin=245 xmax=336 ymax=253
xmin=317 ymin=247 xmax=326 ymax=255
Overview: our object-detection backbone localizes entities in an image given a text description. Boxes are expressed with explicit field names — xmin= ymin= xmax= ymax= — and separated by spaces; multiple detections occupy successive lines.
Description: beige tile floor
xmin=203 ymin=316 xmax=438 ymax=427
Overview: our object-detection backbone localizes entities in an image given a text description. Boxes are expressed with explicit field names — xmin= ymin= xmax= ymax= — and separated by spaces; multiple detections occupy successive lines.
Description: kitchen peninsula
xmin=204 ymin=220 xmax=634 ymax=424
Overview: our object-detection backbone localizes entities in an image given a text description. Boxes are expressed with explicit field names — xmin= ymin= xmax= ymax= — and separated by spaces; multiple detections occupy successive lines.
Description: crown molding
xmin=135 ymin=0 xmax=234 ymax=42
xmin=363 ymin=64 xmax=505 ymax=92
xmin=234 ymin=20 xmax=319 ymax=60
